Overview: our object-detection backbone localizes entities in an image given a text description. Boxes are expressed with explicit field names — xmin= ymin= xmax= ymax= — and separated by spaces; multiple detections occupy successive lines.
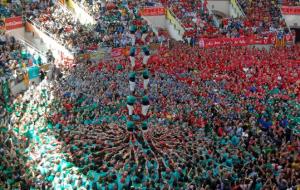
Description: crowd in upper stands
xmin=237 ymin=0 xmax=288 ymax=34
xmin=0 ymin=3 xmax=22 ymax=18
xmin=159 ymin=0 xmax=293 ymax=40
xmin=0 ymin=0 xmax=300 ymax=189
xmin=25 ymin=2 xmax=100 ymax=52
xmin=23 ymin=0 xmax=164 ymax=51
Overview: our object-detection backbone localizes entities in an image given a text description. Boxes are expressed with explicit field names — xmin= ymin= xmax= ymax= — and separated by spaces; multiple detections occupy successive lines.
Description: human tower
xmin=126 ymin=45 xmax=151 ymax=132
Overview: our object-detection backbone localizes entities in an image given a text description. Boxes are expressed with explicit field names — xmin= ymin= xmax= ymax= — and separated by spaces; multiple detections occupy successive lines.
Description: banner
xmin=78 ymin=49 xmax=110 ymax=60
xmin=139 ymin=7 xmax=166 ymax=16
xmin=111 ymin=48 xmax=124 ymax=57
xmin=5 ymin=16 xmax=23 ymax=30
xmin=281 ymin=6 xmax=300 ymax=15
xmin=199 ymin=34 xmax=294 ymax=48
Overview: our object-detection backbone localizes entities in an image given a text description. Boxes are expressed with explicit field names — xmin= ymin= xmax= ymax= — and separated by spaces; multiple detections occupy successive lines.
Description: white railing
xmin=26 ymin=19 xmax=78 ymax=55
xmin=166 ymin=8 xmax=185 ymax=36
xmin=231 ymin=0 xmax=246 ymax=17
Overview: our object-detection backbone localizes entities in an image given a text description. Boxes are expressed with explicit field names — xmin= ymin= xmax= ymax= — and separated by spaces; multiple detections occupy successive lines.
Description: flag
xmin=23 ymin=72 xmax=29 ymax=86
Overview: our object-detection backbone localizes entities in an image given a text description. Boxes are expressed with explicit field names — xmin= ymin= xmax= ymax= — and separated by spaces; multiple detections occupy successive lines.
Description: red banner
xmin=111 ymin=48 xmax=124 ymax=57
xmin=139 ymin=7 xmax=166 ymax=16
xmin=281 ymin=6 xmax=300 ymax=15
xmin=5 ymin=16 xmax=23 ymax=30
xmin=111 ymin=47 xmax=143 ymax=58
xmin=199 ymin=34 xmax=294 ymax=48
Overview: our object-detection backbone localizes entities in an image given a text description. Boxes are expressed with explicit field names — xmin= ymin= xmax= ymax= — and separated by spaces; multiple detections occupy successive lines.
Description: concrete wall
xmin=166 ymin=20 xmax=183 ymax=41
xmin=143 ymin=16 xmax=167 ymax=29
xmin=208 ymin=0 xmax=230 ymax=17
xmin=143 ymin=15 xmax=183 ymax=41
xmin=283 ymin=15 xmax=300 ymax=29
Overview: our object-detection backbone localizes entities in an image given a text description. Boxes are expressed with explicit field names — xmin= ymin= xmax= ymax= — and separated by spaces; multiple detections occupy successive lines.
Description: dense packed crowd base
xmin=0 ymin=41 xmax=299 ymax=189
xmin=0 ymin=0 xmax=300 ymax=189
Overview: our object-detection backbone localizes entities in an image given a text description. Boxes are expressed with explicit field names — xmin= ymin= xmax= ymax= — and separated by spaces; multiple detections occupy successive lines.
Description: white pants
xmin=131 ymin=36 xmax=136 ymax=46
xmin=129 ymin=81 xmax=135 ymax=92
xmin=129 ymin=56 xmax=135 ymax=67
xmin=127 ymin=104 xmax=134 ymax=115
xmin=143 ymin=78 xmax=149 ymax=90
xmin=142 ymin=105 xmax=150 ymax=116
xmin=142 ymin=33 xmax=147 ymax=42
xmin=143 ymin=55 xmax=149 ymax=65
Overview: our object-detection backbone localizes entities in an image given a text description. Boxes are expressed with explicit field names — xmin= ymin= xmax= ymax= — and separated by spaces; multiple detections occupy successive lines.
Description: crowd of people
xmin=0 ymin=3 xmax=22 ymax=18
xmin=24 ymin=0 xmax=164 ymax=51
xmin=237 ymin=0 xmax=288 ymax=34
xmin=159 ymin=0 xmax=292 ymax=41
xmin=1 ymin=40 xmax=300 ymax=189
xmin=0 ymin=30 xmax=47 ymax=143
xmin=25 ymin=2 xmax=99 ymax=52
xmin=0 ymin=31 xmax=45 ymax=84
xmin=0 ymin=0 xmax=300 ymax=189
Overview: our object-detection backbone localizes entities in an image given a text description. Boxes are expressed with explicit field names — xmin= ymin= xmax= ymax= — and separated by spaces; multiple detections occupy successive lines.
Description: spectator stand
xmin=25 ymin=19 xmax=75 ymax=62
xmin=5 ymin=36 xmax=48 ymax=96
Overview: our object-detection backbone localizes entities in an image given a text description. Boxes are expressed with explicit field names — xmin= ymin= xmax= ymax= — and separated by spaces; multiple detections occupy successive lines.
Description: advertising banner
xmin=139 ymin=7 xmax=166 ymax=16
xmin=111 ymin=48 xmax=124 ymax=57
xmin=5 ymin=16 xmax=23 ymax=30
xmin=281 ymin=6 xmax=300 ymax=15
xmin=199 ymin=34 xmax=294 ymax=48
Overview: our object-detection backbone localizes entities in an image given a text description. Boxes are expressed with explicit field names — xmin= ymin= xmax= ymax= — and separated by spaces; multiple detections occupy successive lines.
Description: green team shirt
xmin=143 ymin=70 xmax=150 ymax=79
xmin=127 ymin=96 xmax=136 ymax=105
